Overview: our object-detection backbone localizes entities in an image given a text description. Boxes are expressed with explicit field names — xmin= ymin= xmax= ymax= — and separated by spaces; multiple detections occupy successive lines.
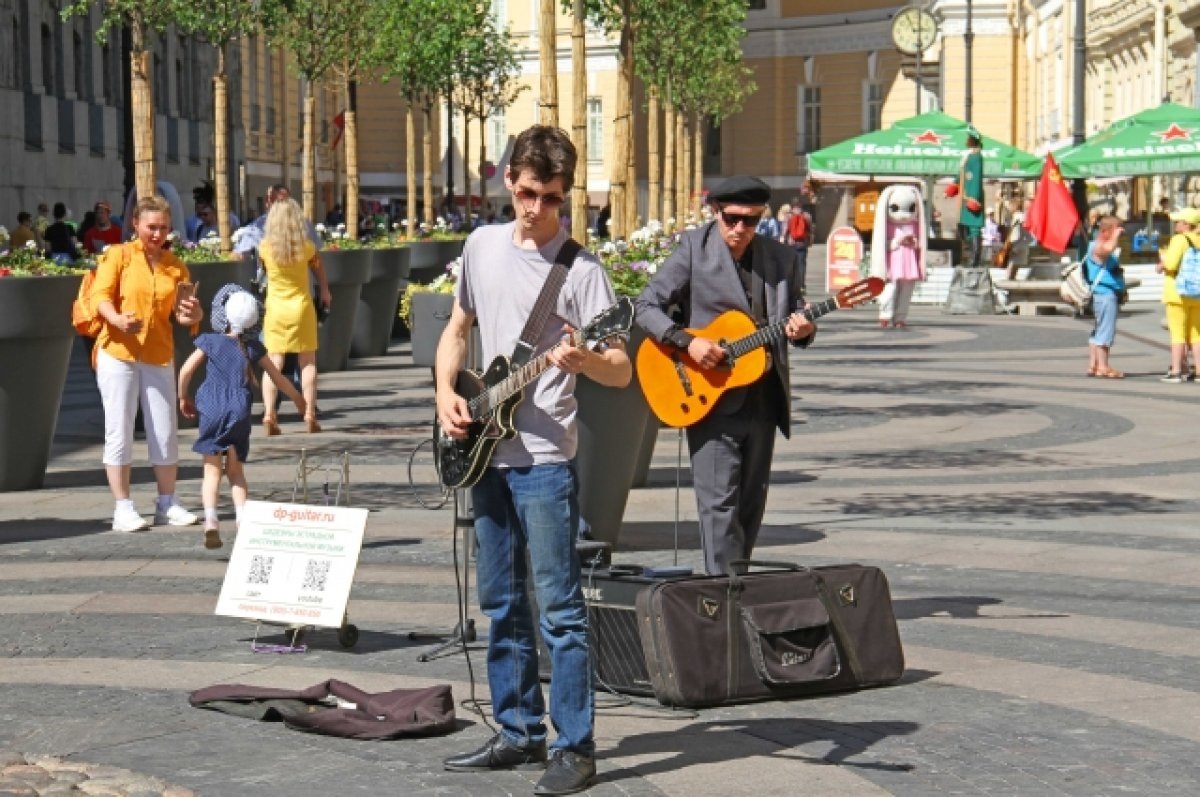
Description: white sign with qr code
xmin=215 ymin=500 xmax=369 ymax=628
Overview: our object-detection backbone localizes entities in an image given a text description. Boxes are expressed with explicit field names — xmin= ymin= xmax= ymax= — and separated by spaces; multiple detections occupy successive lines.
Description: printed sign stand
xmin=216 ymin=449 xmax=368 ymax=652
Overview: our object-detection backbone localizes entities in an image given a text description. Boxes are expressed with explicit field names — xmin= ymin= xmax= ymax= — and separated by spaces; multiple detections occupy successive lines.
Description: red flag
xmin=330 ymin=111 xmax=346 ymax=151
xmin=1024 ymin=153 xmax=1080 ymax=254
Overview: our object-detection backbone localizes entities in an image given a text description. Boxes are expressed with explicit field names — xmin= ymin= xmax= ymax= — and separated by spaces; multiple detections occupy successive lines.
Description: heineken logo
xmin=1154 ymin=123 xmax=1195 ymax=143
xmin=1102 ymin=142 xmax=1200 ymax=158
xmin=909 ymin=129 xmax=945 ymax=145
xmin=851 ymin=142 xmax=1000 ymax=158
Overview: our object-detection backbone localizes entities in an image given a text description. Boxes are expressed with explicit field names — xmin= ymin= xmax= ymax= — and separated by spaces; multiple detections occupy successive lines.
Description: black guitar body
xmin=435 ymin=356 xmax=522 ymax=490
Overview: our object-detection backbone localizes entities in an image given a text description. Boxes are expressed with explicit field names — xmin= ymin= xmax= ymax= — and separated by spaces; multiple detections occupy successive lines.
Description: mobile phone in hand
xmin=176 ymin=281 xmax=198 ymax=303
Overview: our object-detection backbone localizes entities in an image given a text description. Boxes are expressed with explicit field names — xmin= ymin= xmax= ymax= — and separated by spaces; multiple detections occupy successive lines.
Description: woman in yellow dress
xmin=259 ymin=198 xmax=332 ymax=434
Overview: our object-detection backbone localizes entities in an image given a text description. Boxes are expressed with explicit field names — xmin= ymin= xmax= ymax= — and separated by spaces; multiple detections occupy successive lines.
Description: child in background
xmin=179 ymin=285 xmax=306 ymax=549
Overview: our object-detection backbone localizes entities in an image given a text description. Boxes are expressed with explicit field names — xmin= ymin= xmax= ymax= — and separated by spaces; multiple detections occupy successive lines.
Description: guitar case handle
xmin=727 ymin=559 xmax=808 ymax=591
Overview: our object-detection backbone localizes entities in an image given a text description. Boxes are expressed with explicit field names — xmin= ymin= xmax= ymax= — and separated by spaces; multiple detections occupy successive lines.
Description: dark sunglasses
xmin=718 ymin=207 xmax=762 ymax=229
xmin=514 ymin=187 xmax=566 ymax=209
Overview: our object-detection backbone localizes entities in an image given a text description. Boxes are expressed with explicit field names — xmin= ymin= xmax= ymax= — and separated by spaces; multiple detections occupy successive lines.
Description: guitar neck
xmin=724 ymin=296 xmax=839 ymax=360
xmin=467 ymin=330 xmax=584 ymax=418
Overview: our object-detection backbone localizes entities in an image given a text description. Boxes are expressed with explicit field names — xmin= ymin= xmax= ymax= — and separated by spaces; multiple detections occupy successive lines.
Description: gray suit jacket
xmin=635 ymin=222 xmax=813 ymax=437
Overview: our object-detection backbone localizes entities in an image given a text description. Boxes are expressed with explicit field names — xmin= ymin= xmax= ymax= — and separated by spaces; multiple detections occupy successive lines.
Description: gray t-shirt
xmin=456 ymin=222 xmax=618 ymax=466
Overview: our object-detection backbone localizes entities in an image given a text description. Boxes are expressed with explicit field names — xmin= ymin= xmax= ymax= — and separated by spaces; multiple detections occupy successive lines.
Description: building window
xmin=747 ymin=0 xmax=767 ymax=9
xmin=488 ymin=112 xmax=506 ymax=164
xmin=491 ymin=0 xmax=507 ymax=27
xmin=6 ymin=16 xmax=21 ymax=89
xmin=73 ymin=31 xmax=85 ymax=99
xmin=797 ymin=85 xmax=820 ymax=154
xmin=100 ymin=43 xmax=111 ymax=103
xmin=41 ymin=23 xmax=53 ymax=95
xmin=863 ymin=81 xmax=882 ymax=132
xmin=587 ymin=96 xmax=602 ymax=162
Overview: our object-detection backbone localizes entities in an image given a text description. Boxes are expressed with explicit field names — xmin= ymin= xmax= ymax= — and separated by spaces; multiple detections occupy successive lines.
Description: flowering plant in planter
xmin=0 ymin=239 xmax=87 ymax=277
xmin=170 ymin=233 xmax=238 ymax=263
xmin=398 ymin=255 xmax=460 ymax=325
xmin=596 ymin=219 xmax=683 ymax=297
xmin=314 ymin=223 xmax=368 ymax=250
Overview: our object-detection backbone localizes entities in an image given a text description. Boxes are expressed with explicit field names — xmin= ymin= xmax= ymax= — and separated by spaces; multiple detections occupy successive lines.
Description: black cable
xmin=450 ymin=488 xmax=495 ymax=732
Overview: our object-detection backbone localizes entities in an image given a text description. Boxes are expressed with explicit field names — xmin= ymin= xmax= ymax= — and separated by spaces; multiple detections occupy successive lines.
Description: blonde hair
xmin=263 ymin=198 xmax=310 ymax=265
xmin=133 ymin=194 xmax=171 ymax=221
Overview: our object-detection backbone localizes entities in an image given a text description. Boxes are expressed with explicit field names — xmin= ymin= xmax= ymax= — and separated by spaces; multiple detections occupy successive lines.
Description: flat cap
xmin=708 ymin=175 xmax=771 ymax=206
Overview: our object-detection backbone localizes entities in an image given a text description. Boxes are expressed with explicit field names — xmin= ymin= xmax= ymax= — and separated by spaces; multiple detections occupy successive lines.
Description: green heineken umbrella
xmin=1057 ymin=102 xmax=1200 ymax=178
xmin=807 ymin=110 xmax=1042 ymax=179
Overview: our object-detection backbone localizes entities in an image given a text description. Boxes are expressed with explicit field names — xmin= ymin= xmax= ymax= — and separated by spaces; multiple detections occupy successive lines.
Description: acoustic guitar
xmin=434 ymin=297 xmax=634 ymax=490
xmin=636 ymin=277 xmax=884 ymax=428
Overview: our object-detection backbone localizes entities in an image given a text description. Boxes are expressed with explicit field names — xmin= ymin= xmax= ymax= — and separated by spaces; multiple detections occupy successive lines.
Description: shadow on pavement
xmin=805 ymin=448 xmax=1065 ymax=471
xmin=828 ymin=490 xmax=1181 ymax=520
xmin=42 ymin=464 xmax=205 ymax=490
xmin=643 ymin=468 xmax=817 ymax=488
xmin=0 ymin=517 xmax=106 ymax=544
xmin=612 ymin=522 xmax=825 ymax=554
xmin=892 ymin=596 xmax=1070 ymax=620
xmin=602 ymin=718 xmax=920 ymax=784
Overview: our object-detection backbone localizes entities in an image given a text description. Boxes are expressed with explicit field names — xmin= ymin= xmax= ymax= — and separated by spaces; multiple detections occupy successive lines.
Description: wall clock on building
xmin=891 ymin=6 xmax=938 ymax=55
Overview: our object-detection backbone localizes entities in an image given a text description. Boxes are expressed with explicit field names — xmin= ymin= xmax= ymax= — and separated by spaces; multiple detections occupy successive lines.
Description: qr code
xmin=302 ymin=559 xmax=331 ymax=592
xmin=247 ymin=555 xmax=274 ymax=585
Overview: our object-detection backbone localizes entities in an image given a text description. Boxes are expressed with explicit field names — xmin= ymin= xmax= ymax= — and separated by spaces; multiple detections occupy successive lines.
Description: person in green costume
xmin=946 ymin=131 xmax=985 ymax=267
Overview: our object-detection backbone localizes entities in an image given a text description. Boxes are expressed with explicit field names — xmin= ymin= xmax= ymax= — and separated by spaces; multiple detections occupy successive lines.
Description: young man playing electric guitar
xmin=635 ymin=175 xmax=815 ymax=576
xmin=435 ymin=125 xmax=631 ymax=796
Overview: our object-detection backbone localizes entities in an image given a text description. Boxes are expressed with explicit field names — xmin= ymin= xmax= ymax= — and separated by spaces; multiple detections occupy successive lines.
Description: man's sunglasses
xmin=514 ymin=187 xmax=566 ymax=209
xmin=718 ymin=207 xmax=762 ymax=229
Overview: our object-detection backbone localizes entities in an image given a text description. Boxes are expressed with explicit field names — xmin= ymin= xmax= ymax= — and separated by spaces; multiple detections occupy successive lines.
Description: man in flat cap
xmin=635 ymin=175 xmax=815 ymax=575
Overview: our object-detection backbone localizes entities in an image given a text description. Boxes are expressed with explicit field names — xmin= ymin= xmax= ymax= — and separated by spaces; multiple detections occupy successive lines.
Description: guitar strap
xmin=510 ymin=237 xmax=581 ymax=367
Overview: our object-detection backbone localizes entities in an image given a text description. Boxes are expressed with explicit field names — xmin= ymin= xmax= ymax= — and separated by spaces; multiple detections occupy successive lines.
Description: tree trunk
xmin=571 ymin=0 xmax=588 ymax=242
xmin=539 ymin=0 xmax=558 ymax=126
xmin=609 ymin=11 xmax=632 ymax=240
xmin=663 ymin=102 xmax=676 ymax=232
xmin=677 ymin=109 xmax=688 ymax=224
xmin=648 ymin=89 xmax=660 ymax=225
xmin=213 ymin=45 xmax=231 ymax=253
xmin=625 ymin=112 xmax=636 ymax=234
xmin=478 ymin=116 xmax=488 ymax=223
xmin=693 ymin=111 xmax=704 ymax=218
xmin=462 ymin=112 xmax=472 ymax=229
xmin=130 ymin=17 xmax=155 ymax=201
xmin=346 ymin=79 xmax=360 ymax=241
xmin=302 ymin=85 xmax=316 ymax=222
xmin=406 ymin=104 xmax=417 ymax=237
xmin=423 ymin=99 xmax=435 ymax=226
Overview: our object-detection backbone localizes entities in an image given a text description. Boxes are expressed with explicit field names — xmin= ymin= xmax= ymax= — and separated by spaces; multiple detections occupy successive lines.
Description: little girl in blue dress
xmin=178 ymin=285 xmax=306 ymax=549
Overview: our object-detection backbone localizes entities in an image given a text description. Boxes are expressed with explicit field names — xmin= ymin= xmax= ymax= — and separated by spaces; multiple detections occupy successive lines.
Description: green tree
xmin=377 ymin=0 xmax=476 ymax=236
xmin=175 ymin=1 xmax=269 ymax=252
xmin=262 ymin=0 xmax=353 ymax=221
xmin=453 ymin=15 xmax=525 ymax=230
xmin=62 ymin=0 xmax=185 ymax=202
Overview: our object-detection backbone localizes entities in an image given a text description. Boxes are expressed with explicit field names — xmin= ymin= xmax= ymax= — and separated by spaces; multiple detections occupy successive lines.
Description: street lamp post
xmin=965 ymin=0 xmax=974 ymax=123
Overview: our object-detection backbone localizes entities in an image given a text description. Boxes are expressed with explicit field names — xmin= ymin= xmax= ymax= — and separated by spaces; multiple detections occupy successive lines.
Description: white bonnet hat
xmin=224 ymin=291 xmax=260 ymax=335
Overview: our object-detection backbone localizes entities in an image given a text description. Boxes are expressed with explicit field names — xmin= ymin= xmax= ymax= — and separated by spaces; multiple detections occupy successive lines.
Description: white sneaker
xmin=113 ymin=506 xmax=150 ymax=532
xmin=154 ymin=502 xmax=200 ymax=526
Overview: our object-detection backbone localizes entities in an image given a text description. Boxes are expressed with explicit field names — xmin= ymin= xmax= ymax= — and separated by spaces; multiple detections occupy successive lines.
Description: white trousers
xmin=878 ymin=280 xmax=917 ymax=323
xmin=95 ymin=349 xmax=179 ymax=467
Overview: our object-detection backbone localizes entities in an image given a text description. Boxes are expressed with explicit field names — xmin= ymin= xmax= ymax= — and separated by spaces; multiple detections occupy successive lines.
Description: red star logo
xmin=1154 ymin=123 xmax=1194 ymax=143
xmin=909 ymin=130 xmax=944 ymax=145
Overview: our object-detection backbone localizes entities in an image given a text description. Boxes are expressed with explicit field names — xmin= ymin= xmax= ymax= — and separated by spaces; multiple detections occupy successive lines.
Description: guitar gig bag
xmin=636 ymin=560 xmax=904 ymax=708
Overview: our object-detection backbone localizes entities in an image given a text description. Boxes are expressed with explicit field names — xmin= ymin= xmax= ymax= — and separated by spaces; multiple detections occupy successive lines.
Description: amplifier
xmin=535 ymin=566 xmax=690 ymax=697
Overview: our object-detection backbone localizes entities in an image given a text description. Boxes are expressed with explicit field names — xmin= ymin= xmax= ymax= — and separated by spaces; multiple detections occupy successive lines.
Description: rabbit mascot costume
xmin=869 ymin=184 xmax=927 ymax=328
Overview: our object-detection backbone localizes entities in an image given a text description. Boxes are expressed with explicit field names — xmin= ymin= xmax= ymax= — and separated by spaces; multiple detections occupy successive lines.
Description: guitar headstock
xmin=834 ymin=277 xmax=886 ymax=309
xmin=582 ymin=296 xmax=635 ymax=347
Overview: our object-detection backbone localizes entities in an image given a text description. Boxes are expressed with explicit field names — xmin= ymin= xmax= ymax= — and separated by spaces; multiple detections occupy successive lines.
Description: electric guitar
xmin=636 ymin=277 xmax=884 ymax=428
xmin=434 ymin=297 xmax=635 ymax=490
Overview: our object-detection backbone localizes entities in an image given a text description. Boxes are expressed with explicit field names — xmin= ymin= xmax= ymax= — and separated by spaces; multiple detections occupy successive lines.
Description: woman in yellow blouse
xmin=259 ymin=198 xmax=331 ymax=435
xmin=1157 ymin=207 xmax=1200 ymax=382
xmin=93 ymin=195 xmax=204 ymax=532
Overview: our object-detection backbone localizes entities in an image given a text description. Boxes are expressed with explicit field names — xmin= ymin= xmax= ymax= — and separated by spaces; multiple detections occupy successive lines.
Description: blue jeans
xmin=1090 ymin=291 xmax=1118 ymax=347
xmin=471 ymin=462 xmax=594 ymax=755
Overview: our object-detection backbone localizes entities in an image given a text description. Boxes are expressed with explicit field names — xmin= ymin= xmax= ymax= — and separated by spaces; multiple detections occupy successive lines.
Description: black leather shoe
xmin=534 ymin=749 xmax=597 ymax=795
xmin=443 ymin=734 xmax=547 ymax=772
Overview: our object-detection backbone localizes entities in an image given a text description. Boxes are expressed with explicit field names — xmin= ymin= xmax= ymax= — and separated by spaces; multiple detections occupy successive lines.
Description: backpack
xmin=72 ymin=243 xmax=130 ymax=337
xmin=1177 ymin=241 xmax=1200 ymax=299
xmin=787 ymin=210 xmax=809 ymax=244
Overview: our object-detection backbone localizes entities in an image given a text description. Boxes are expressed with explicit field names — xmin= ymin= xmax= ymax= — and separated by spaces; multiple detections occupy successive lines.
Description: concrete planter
xmin=0 ymin=274 xmax=83 ymax=491
xmin=316 ymin=249 xmax=371 ymax=373
xmin=351 ymin=247 xmax=411 ymax=358
xmin=409 ymin=291 xmax=455 ymax=368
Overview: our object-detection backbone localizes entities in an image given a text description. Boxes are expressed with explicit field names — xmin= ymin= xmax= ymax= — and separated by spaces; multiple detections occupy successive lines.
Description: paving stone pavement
xmin=3 ymin=277 xmax=1200 ymax=795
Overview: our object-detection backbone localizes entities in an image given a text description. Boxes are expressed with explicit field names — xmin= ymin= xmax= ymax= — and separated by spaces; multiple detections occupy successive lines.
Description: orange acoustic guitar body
xmin=637 ymin=310 xmax=768 ymax=429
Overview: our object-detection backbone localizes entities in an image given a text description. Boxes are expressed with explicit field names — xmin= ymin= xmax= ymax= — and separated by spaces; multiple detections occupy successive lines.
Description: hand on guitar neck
xmin=687 ymin=309 xmax=815 ymax=370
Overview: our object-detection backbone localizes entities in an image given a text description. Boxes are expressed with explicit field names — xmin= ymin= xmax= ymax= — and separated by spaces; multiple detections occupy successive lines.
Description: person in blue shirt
xmin=1085 ymin=215 xmax=1127 ymax=378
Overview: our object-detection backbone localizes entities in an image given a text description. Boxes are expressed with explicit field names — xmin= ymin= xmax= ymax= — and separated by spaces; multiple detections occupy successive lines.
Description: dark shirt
xmin=43 ymin=221 xmax=79 ymax=258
